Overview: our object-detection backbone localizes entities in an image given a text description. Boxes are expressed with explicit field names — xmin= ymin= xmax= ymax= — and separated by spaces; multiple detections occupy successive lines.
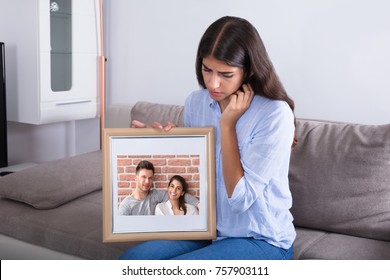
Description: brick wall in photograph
xmin=117 ymin=154 xmax=200 ymax=204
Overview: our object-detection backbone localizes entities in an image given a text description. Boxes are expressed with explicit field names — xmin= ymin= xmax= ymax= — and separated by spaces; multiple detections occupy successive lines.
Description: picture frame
xmin=102 ymin=127 xmax=216 ymax=242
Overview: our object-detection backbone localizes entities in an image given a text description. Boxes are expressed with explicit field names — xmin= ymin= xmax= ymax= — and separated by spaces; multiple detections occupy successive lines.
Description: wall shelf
xmin=0 ymin=0 xmax=101 ymax=125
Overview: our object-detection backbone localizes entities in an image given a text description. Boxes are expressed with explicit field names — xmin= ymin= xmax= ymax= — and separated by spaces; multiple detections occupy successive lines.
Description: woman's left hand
xmin=221 ymin=84 xmax=254 ymax=127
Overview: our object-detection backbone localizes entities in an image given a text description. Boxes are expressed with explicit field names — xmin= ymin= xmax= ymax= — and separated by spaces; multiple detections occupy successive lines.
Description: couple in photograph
xmin=118 ymin=160 xmax=199 ymax=216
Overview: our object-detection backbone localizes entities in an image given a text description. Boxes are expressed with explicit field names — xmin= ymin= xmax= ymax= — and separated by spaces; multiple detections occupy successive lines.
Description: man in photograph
xmin=118 ymin=160 xmax=199 ymax=215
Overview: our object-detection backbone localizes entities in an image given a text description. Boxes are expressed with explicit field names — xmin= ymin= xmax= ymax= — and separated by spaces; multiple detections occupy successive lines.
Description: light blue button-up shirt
xmin=184 ymin=89 xmax=296 ymax=249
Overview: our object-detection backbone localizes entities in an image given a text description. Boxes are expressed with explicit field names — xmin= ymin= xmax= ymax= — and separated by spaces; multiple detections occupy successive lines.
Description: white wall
xmin=6 ymin=118 xmax=99 ymax=165
xmin=105 ymin=0 xmax=390 ymax=125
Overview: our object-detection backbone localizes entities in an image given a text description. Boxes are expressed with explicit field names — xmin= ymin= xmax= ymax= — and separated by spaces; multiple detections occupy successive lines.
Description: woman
xmin=155 ymin=175 xmax=199 ymax=215
xmin=121 ymin=16 xmax=297 ymax=260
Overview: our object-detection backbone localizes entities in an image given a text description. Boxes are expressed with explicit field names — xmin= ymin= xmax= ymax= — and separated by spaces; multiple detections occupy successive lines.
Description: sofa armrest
xmin=105 ymin=103 xmax=134 ymax=128
xmin=130 ymin=101 xmax=184 ymax=127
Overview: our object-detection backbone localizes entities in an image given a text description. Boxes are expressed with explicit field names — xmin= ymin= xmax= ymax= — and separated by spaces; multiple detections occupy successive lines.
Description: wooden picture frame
xmin=102 ymin=127 xmax=216 ymax=242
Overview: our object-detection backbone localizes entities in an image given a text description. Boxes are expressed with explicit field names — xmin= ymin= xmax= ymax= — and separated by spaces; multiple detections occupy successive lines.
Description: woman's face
xmin=168 ymin=179 xmax=185 ymax=201
xmin=201 ymin=56 xmax=245 ymax=107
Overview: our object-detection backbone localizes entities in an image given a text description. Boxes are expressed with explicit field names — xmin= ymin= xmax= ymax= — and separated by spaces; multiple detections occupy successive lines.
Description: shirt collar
xmin=202 ymin=88 xmax=221 ymax=114
xmin=206 ymin=94 xmax=219 ymax=110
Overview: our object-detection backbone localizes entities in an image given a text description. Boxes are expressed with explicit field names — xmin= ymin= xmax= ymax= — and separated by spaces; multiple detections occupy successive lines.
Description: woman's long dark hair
xmin=196 ymin=16 xmax=297 ymax=147
xmin=168 ymin=175 xmax=188 ymax=215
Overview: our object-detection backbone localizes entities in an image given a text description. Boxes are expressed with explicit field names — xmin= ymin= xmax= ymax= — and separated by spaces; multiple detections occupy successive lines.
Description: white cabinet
xmin=0 ymin=0 xmax=101 ymax=124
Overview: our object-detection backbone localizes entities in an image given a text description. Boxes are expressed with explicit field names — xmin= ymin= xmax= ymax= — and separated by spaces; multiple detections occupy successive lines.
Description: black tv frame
xmin=0 ymin=42 xmax=8 ymax=168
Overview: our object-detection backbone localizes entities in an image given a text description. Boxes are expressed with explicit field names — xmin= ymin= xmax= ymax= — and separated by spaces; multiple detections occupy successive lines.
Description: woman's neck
xmin=170 ymin=199 xmax=184 ymax=215
xmin=218 ymin=99 xmax=229 ymax=112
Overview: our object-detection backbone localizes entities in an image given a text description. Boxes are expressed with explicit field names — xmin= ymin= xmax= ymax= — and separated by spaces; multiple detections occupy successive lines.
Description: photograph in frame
xmin=102 ymin=127 xmax=216 ymax=242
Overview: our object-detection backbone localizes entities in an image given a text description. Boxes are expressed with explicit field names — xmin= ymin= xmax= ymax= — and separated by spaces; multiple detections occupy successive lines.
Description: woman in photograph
xmin=121 ymin=16 xmax=297 ymax=260
xmin=155 ymin=175 xmax=199 ymax=216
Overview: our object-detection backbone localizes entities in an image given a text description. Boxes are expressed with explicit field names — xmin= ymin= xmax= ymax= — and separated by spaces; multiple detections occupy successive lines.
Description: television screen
xmin=0 ymin=42 xmax=8 ymax=168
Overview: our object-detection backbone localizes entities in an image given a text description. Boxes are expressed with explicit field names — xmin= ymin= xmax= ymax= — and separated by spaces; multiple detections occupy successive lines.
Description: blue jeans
xmin=118 ymin=238 xmax=294 ymax=260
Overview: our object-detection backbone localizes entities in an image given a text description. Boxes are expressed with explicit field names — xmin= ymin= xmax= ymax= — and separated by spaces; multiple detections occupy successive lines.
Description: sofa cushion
xmin=0 ymin=151 xmax=102 ymax=209
xmin=105 ymin=103 xmax=134 ymax=128
xmin=0 ymin=191 xmax=138 ymax=259
xmin=131 ymin=101 xmax=184 ymax=127
xmin=294 ymin=227 xmax=390 ymax=260
xmin=289 ymin=119 xmax=390 ymax=241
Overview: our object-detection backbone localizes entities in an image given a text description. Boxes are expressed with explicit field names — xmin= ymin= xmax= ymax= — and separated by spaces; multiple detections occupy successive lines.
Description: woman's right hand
xmin=220 ymin=83 xmax=254 ymax=127
xmin=131 ymin=120 xmax=147 ymax=128
xmin=131 ymin=120 xmax=176 ymax=131
xmin=153 ymin=121 xmax=176 ymax=131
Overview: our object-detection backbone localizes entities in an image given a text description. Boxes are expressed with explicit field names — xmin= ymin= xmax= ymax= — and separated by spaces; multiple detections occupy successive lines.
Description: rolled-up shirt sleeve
xmin=228 ymin=103 xmax=295 ymax=214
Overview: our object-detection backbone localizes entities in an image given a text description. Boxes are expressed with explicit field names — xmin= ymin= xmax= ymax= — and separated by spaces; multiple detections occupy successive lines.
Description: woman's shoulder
xmin=157 ymin=200 xmax=170 ymax=207
xmin=185 ymin=89 xmax=210 ymax=104
xmin=156 ymin=201 xmax=164 ymax=206
xmin=154 ymin=202 xmax=165 ymax=215
xmin=155 ymin=200 xmax=172 ymax=215
xmin=252 ymin=95 xmax=293 ymax=117
xmin=248 ymin=95 xmax=294 ymax=131
xmin=252 ymin=94 xmax=288 ymax=108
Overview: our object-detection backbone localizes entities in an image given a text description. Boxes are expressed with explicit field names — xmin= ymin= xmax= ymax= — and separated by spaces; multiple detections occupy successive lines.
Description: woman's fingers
xmin=131 ymin=119 xmax=176 ymax=131
xmin=152 ymin=121 xmax=176 ymax=131
xmin=131 ymin=120 xmax=147 ymax=128
xmin=240 ymin=84 xmax=254 ymax=106
xmin=163 ymin=121 xmax=177 ymax=131
xmin=231 ymin=84 xmax=254 ymax=109
xmin=151 ymin=121 xmax=164 ymax=129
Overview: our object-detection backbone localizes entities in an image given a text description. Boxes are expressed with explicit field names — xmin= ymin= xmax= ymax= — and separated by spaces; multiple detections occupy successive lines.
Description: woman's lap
xmin=118 ymin=240 xmax=212 ymax=260
xmin=119 ymin=238 xmax=293 ymax=260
